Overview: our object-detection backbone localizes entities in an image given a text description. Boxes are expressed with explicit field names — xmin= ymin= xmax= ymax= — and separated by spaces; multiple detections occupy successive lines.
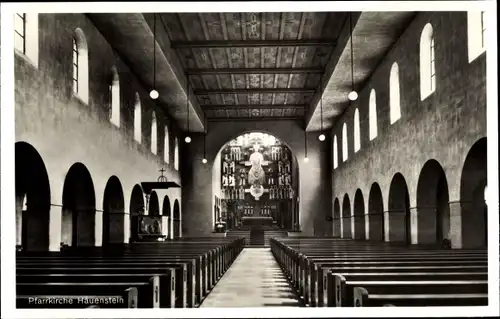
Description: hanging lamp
xmin=149 ymin=13 xmax=159 ymax=100
xmin=318 ymin=74 xmax=326 ymax=142
xmin=348 ymin=12 xmax=358 ymax=101
xmin=184 ymin=76 xmax=191 ymax=143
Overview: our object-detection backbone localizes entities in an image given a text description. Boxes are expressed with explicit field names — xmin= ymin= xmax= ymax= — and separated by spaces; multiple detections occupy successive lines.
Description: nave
xmin=7 ymin=7 xmax=494 ymax=313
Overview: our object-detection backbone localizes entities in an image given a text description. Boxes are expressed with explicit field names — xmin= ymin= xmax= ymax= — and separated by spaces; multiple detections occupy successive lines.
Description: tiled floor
xmin=200 ymin=248 xmax=303 ymax=307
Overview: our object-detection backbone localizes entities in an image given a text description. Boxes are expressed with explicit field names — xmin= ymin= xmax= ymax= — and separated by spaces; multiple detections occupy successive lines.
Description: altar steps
xmin=226 ymin=230 xmax=288 ymax=247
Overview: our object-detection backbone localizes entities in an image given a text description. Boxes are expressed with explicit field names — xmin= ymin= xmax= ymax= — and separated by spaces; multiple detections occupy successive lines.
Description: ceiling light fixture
xmin=202 ymin=117 xmax=208 ymax=164
xmin=348 ymin=13 xmax=358 ymax=102
xmin=184 ymin=76 xmax=191 ymax=144
xmin=304 ymin=129 xmax=309 ymax=163
xmin=150 ymin=13 xmax=159 ymax=100
xmin=318 ymin=74 xmax=326 ymax=142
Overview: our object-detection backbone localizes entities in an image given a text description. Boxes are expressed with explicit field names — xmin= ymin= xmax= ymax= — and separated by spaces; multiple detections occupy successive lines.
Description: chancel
xmin=7 ymin=6 xmax=494 ymax=312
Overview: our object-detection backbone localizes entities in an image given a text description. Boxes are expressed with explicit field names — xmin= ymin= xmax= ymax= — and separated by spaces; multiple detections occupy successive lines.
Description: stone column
xmin=409 ymin=207 xmax=419 ymax=245
xmin=386 ymin=210 xmax=407 ymax=243
xmin=123 ymin=212 xmax=130 ymax=244
xmin=383 ymin=211 xmax=390 ymax=242
xmin=95 ymin=210 xmax=103 ymax=247
xmin=448 ymin=201 xmax=463 ymax=248
xmin=49 ymin=205 xmax=63 ymax=252
xmin=333 ymin=218 xmax=341 ymax=237
xmin=368 ymin=212 xmax=384 ymax=242
xmin=364 ymin=213 xmax=370 ymax=240
xmin=342 ymin=216 xmax=352 ymax=238
xmin=414 ymin=206 xmax=437 ymax=245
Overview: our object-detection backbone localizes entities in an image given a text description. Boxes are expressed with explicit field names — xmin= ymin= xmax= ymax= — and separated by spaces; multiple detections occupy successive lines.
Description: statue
xmin=247 ymin=143 xmax=265 ymax=200
xmin=248 ymin=143 xmax=265 ymax=186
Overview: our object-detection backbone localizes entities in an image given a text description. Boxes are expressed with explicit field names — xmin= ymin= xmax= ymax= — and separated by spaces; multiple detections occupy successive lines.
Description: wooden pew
xmin=16 ymin=287 xmax=138 ymax=309
xmin=16 ymin=237 xmax=245 ymax=309
xmin=17 ymin=278 xmax=158 ymax=308
xmin=353 ymin=287 xmax=488 ymax=307
xmin=269 ymin=237 xmax=488 ymax=308
xmin=330 ymin=273 xmax=488 ymax=307
xmin=17 ymin=272 xmax=176 ymax=308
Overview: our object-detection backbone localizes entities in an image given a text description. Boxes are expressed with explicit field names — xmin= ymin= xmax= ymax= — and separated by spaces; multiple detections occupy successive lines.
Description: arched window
xmin=174 ymin=138 xmax=179 ymax=171
xmin=164 ymin=126 xmax=170 ymax=163
xmin=134 ymin=93 xmax=142 ymax=143
xmin=420 ymin=23 xmax=435 ymax=100
xmin=109 ymin=66 xmax=120 ymax=127
xmin=333 ymin=135 xmax=338 ymax=169
xmin=389 ymin=63 xmax=401 ymax=124
xmin=369 ymin=89 xmax=378 ymax=140
xmin=342 ymin=123 xmax=348 ymax=162
xmin=151 ymin=111 xmax=157 ymax=155
xmin=14 ymin=13 xmax=39 ymax=67
xmin=72 ymin=28 xmax=89 ymax=104
xmin=467 ymin=11 xmax=487 ymax=62
xmin=354 ymin=109 xmax=360 ymax=153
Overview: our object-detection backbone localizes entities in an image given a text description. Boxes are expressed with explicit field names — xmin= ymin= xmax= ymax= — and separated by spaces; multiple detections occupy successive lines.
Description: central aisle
xmin=200 ymin=248 xmax=303 ymax=307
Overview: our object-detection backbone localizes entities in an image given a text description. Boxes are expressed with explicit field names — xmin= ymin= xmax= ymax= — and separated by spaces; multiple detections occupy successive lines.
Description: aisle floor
xmin=200 ymin=248 xmax=303 ymax=307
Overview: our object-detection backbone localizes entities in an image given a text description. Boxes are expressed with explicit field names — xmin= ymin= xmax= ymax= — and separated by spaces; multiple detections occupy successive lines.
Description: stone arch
xmin=102 ymin=175 xmax=125 ymax=245
xmin=353 ymin=189 xmax=365 ymax=239
xmin=342 ymin=194 xmax=351 ymax=239
xmin=129 ymin=184 xmax=145 ymax=242
xmin=173 ymin=199 xmax=181 ymax=239
xmin=61 ymin=162 xmax=96 ymax=247
xmin=416 ymin=159 xmax=450 ymax=245
xmin=460 ymin=137 xmax=487 ymax=248
xmin=15 ymin=142 xmax=51 ymax=251
xmin=388 ymin=173 xmax=411 ymax=244
xmin=368 ymin=182 xmax=384 ymax=241
xmin=333 ymin=198 xmax=341 ymax=237
xmin=149 ymin=191 xmax=160 ymax=216
xmin=212 ymin=131 xmax=300 ymax=231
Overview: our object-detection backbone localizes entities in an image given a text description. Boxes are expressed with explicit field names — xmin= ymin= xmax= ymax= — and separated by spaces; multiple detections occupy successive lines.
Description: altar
xmin=241 ymin=216 xmax=274 ymax=227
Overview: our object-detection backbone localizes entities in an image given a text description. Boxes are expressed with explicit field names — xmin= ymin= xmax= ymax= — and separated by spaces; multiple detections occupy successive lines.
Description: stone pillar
xmin=108 ymin=209 xmax=126 ymax=244
xmin=409 ymin=207 xmax=419 ymax=245
xmin=342 ymin=217 xmax=351 ymax=239
xmin=350 ymin=216 xmax=355 ymax=239
xmin=415 ymin=206 xmax=436 ymax=245
xmin=162 ymin=215 xmax=169 ymax=239
xmin=448 ymin=201 xmax=463 ymax=248
xmin=333 ymin=218 xmax=341 ymax=237
xmin=386 ymin=210 xmax=407 ymax=243
xmin=368 ymin=213 xmax=384 ymax=242
xmin=123 ymin=213 xmax=130 ymax=244
xmin=383 ymin=211 xmax=390 ymax=242
xmin=364 ymin=213 xmax=370 ymax=240
xmin=49 ymin=205 xmax=62 ymax=252
xmin=353 ymin=216 xmax=365 ymax=239
xmin=95 ymin=210 xmax=103 ymax=247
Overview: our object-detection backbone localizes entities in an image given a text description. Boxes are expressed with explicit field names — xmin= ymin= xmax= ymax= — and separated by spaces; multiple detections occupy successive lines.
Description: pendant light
xmin=303 ymin=129 xmax=309 ymax=163
xmin=149 ymin=13 xmax=159 ymax=100
xmin=318 ymin=74 xmax=326 ymax=142
xmin=348 ymin=12 xmax=358 ymax=101
xmin=184 ymin=76 xmax=191 ymax=143
xmin=202 ymin=118 xmax=208 ymax=164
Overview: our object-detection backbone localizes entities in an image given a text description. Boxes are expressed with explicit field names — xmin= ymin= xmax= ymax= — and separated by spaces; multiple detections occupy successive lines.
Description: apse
xmin=212 ymin=132 xmax=300 ymax=232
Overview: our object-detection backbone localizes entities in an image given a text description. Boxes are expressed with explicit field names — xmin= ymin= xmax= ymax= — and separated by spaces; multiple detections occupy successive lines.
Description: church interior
xmin=6 ymin=8 xmax=495 ymax=311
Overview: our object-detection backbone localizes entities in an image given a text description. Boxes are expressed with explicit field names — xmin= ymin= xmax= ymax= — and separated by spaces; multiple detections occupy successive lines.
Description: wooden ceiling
xmin=160 ymin=12 xmax=348 ymax=121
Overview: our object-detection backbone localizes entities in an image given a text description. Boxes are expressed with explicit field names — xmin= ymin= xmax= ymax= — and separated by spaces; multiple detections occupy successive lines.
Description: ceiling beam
xmin=194 ymin=88 xmax=316 ymax=95
xmin=202 ymin=104 xmax=307 ymax=110
xmin=171 ymin=39 xmax=336 ymax=49
xmin=185 ymin=68 xmax=323 ymax=75
xmin=207 ymin=116 xmax=303 ymax=122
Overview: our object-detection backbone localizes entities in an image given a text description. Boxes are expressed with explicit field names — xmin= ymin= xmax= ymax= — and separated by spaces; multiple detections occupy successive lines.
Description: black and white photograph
xmin=0 ymin=1 xmax=498 ymax=318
